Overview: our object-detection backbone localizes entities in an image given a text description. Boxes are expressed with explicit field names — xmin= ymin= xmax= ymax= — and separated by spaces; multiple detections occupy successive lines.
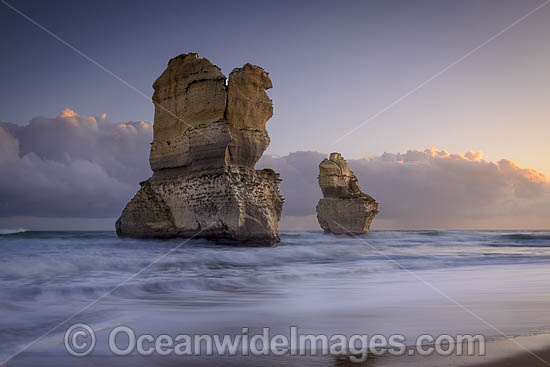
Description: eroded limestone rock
xmin=226 ymin=64 xmax=273 ymax=167
xmin=316 ymin=153 xmax=378 ymax=234
xmin=116 ymin=53 xmax=283 ymax=245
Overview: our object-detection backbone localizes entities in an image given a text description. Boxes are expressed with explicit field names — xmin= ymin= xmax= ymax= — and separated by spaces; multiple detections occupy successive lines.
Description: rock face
xmin=116 ymin=53 xmax=283 ymax=245
xmin=316 ymin=153 xmax=378 ymax=234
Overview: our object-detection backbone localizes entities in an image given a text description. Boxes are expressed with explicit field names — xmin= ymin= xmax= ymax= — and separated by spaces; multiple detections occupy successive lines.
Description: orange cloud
xmin=259 ymin=148 xmax=550 ymax=229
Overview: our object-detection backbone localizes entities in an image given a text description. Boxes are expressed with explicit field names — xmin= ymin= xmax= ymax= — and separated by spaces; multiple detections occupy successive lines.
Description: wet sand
xmin=7 ymin=335 xmax=550 ymax=366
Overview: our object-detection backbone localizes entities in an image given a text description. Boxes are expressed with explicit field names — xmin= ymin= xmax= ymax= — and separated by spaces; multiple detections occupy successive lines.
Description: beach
xmin=1 ymin=230 xmax=550 ymax=366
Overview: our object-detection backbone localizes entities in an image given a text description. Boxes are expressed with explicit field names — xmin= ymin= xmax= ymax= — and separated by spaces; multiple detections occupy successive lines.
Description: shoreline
xmin=6 ymin=333 xmax=550 ymax=366
xmin=363 ymin=333 xmax=550 ymax=367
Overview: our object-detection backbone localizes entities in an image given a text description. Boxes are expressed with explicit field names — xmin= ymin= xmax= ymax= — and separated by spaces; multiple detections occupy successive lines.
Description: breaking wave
xmin=0 ymin=228 xmax=26 ymax=235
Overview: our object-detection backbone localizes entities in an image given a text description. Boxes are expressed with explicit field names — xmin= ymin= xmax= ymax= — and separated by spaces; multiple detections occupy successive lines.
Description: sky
xmin=0 ymin=0 xmax=549 ymax=229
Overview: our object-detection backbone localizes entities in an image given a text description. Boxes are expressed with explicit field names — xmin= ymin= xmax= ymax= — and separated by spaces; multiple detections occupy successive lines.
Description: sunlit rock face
xmin=316 ymin=153 xmax=378 ymax=234
xmin=149 ymin=53 xmax=228 ymax=172
xmin=117 ymin=53 xmax=283 ymax=245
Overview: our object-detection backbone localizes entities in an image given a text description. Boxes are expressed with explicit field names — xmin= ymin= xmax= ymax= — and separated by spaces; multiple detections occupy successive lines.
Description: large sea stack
xmin=316 ymin=153 xmax=378 ymax=234
xmin=116 ymin=53 xmax=284 ymax=245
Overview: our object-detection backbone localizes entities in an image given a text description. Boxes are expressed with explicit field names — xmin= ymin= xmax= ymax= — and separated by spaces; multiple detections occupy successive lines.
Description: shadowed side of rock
xmin=116 ymin=53 xmax=283 ymax=245
xmin=116 ymin=168 xmax=283 ymax=244
xmin=316 ymin=153 xmax=378 ymax=235
xmin=226 ymin=64 xmax=274 ymax=167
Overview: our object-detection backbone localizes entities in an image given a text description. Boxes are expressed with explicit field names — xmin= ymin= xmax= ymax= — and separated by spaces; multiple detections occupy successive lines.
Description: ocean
xmin=1 ymin=230 xmax=550 ymax=365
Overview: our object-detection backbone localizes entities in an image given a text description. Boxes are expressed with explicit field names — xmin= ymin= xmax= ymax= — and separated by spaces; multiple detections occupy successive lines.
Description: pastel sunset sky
xmin=0 ymin=0 xmax=549 ymax=229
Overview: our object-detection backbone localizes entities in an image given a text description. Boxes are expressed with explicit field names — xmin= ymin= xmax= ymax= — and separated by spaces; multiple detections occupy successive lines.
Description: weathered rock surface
xmin=316 ymin=153 xmax=378 ymax=234
xmin=116 ymin=53 xmax=283 ymax=245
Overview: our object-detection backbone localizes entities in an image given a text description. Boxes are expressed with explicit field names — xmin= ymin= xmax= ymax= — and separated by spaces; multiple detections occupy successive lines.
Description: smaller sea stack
xmin=316 ymin=153 xmax=378 ymax=234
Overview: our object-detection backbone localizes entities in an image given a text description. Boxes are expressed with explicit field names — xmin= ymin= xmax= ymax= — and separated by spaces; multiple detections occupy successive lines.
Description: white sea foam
xmin=0 ymin=228 xmax=25 ymax=235
xmin=1 ymin=230 xmax=550 ymax=361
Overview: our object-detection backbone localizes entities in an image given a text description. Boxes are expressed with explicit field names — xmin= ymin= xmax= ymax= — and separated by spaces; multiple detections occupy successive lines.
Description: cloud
xmin=259 ymin=151 xmax=326 ymax=217
xmin=258 ymin=148 xmax=550 ymax=229
xmin=0 ymin=109 xmax=152 ymax=218
xmin=1 ymin=110 xmax=548 ymax=230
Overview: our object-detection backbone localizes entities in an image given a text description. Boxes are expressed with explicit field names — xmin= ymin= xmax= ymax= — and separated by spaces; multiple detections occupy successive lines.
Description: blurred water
xmin=1 ymin=230 xmax=550 ymax=360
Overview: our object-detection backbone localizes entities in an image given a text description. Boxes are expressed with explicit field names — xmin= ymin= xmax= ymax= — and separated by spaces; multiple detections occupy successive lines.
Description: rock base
xmin=116 ymin=167 xmax=283 ymax=245
xmin=316 ymin=198 xmax=378 ymax=235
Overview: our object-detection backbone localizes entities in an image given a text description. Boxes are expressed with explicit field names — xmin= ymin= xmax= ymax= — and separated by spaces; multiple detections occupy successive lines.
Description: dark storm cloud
xmin=0 ymin=109 xmax=152 ymax=217
xmin=259 ymin=151 xmax=326 ymax=216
